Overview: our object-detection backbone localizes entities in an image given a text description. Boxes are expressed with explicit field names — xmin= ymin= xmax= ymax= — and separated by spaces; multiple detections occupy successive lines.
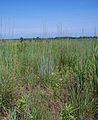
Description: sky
xmin=0 ymin=0 xmax=98 ymax=38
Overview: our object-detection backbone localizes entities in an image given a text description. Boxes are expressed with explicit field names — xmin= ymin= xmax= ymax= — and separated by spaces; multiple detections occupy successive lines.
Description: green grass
xmin=0 ymin=38 xmax=98 ymax=120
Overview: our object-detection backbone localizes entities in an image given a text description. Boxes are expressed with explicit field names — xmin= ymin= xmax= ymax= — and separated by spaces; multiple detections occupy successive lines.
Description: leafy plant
xmin=60 ymin=103 xmax=75 ymax=120
xmin=16 ymin=98 xmax=26 ymax=119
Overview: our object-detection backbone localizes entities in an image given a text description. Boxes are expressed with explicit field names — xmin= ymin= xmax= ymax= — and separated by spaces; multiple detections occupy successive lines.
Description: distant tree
xmin=36 ymin=37 xmax=40 ymax=40
xmin=20 ymin=37 xmax=24 ymax=42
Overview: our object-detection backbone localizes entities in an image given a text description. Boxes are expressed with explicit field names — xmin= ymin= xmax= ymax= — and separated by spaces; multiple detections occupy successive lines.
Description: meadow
xmin=0 ymin=38 xmax=98 ymax=120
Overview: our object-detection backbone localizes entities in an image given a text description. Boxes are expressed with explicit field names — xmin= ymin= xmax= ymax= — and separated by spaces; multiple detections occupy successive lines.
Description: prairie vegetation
xmin=0 ymin=38 xmax=98 ymax=120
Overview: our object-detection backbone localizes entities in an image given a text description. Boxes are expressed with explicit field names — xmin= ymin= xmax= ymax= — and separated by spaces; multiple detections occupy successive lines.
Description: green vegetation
xmin=0 ymin=38 xmax=98 ymax=120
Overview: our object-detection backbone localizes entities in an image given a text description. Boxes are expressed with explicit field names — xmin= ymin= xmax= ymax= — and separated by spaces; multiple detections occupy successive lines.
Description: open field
xmin=0 ymin=38 xmax=98 ymax=120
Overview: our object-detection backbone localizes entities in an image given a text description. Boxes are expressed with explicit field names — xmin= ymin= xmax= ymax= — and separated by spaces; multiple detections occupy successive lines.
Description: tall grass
xmin=0 ymin=38 xmax=98 ymax=120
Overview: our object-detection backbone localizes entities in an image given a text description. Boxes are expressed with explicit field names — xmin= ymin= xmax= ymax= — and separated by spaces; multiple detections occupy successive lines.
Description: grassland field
xmin=0 ymin=38 xmax=98 ymax=120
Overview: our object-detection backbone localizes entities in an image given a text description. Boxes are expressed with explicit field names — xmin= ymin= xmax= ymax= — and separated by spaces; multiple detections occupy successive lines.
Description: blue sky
xmin=0 ymin=0 xmax=98 ymax=38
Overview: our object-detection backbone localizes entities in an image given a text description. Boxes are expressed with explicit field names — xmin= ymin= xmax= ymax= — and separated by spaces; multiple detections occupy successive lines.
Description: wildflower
xmin=56 ymin=83 xmax=59 ymax=87
xmin=59 ymin=78 xmax=63 ymax=81
xmin=51 ymin=72 xmax=55 ymax=76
